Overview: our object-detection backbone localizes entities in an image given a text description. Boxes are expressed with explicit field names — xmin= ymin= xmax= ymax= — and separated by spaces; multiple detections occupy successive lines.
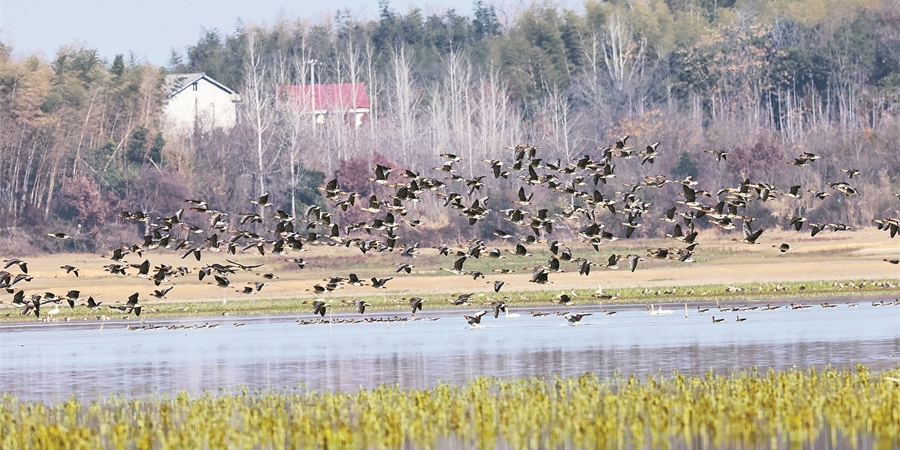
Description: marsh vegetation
xmin=3 ymin=366 xmax=898 ymax=449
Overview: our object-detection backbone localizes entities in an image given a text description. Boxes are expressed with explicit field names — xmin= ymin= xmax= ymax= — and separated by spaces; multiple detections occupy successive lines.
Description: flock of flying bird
xmin=2 ymin=135 xmax=898 ymax=326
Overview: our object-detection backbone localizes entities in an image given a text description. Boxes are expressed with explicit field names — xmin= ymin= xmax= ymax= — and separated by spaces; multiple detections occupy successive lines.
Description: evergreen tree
xmin=110 ymin=54 xmax=125 ymax=77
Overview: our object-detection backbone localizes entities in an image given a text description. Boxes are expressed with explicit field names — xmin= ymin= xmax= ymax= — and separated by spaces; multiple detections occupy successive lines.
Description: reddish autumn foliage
xmin=331 ymin=152 xmax=407 ymax=224
xmin=55 ymin=175 xmax=111 ymax=232
xmin=126 ymin=166 xmax=191 ymax=219
xmin=728 ymin=139 xmax=785 ymax=181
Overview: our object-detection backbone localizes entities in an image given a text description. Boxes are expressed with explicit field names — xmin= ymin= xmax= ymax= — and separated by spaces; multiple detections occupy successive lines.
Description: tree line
xmin=0 ymin=0 xmax=897 ymax=254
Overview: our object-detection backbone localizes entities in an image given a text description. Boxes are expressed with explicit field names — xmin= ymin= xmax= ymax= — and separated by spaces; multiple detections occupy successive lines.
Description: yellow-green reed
xmin=2 ymin=365 xmax=898 ymax=449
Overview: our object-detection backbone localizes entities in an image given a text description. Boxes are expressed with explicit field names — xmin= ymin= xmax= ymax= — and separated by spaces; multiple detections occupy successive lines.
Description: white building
xmin=163 ymin=73 xmax=241 ymax=134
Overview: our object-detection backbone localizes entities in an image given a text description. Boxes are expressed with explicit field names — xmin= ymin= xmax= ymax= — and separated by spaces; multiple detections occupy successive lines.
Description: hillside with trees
xmin=0 ymin=0 xmax=898 ymax=254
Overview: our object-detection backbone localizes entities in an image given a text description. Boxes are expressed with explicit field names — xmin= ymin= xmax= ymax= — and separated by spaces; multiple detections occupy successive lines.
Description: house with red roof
xmin=278 ymin=82 xmax=370 ymax=128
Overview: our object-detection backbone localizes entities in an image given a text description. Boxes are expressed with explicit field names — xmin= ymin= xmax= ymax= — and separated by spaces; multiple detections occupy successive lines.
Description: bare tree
xmin=283 ymin=38 xmax=315 ymax=217
xmin=543 ymin=84 xmax=575 ymax=164
xmin=602 ymin=13 xmax=643 ymax=92
xmin=476 ymin=68 xmax=512 ymax=160
xmin=390 ymin=46 xmax=420 ymax=165
xmin=364 ymin=40 xmax=381 ymax=163
xmin=241 ymin=28 xmax=281 ymax=204
xmin=444 ymin=50 xmax=475 ymax=173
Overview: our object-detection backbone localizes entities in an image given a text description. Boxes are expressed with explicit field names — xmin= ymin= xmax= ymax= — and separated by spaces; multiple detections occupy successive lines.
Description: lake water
xmin=2 ymin=298 xmax=898 ymax=401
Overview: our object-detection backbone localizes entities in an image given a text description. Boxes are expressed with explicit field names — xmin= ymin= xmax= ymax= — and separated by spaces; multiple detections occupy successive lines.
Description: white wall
xmin=163 ymin=79 xmax=238 ymax=134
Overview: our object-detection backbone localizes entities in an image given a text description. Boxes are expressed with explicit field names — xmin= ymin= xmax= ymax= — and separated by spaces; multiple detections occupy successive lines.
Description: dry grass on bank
xmin=2 ymin=228 xmax=898 ymax=321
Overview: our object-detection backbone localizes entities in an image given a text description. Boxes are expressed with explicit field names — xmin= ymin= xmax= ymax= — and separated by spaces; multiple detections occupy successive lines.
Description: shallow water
xmin=1 ymin=298 xmax=898 ymax=401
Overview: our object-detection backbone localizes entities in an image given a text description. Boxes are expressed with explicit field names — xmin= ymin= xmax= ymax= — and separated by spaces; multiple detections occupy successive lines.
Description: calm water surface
xmin=2 ymin=298 xmax=898 ymax=401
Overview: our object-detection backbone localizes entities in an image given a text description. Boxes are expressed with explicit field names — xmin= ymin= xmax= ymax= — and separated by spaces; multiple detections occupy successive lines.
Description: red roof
xmin=278 ymin=83 xmax=370 ymax=111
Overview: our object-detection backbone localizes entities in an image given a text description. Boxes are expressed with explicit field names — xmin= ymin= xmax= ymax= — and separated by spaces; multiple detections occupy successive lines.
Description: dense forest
xmin=0 ymin=0 xmax=898 ymax=254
